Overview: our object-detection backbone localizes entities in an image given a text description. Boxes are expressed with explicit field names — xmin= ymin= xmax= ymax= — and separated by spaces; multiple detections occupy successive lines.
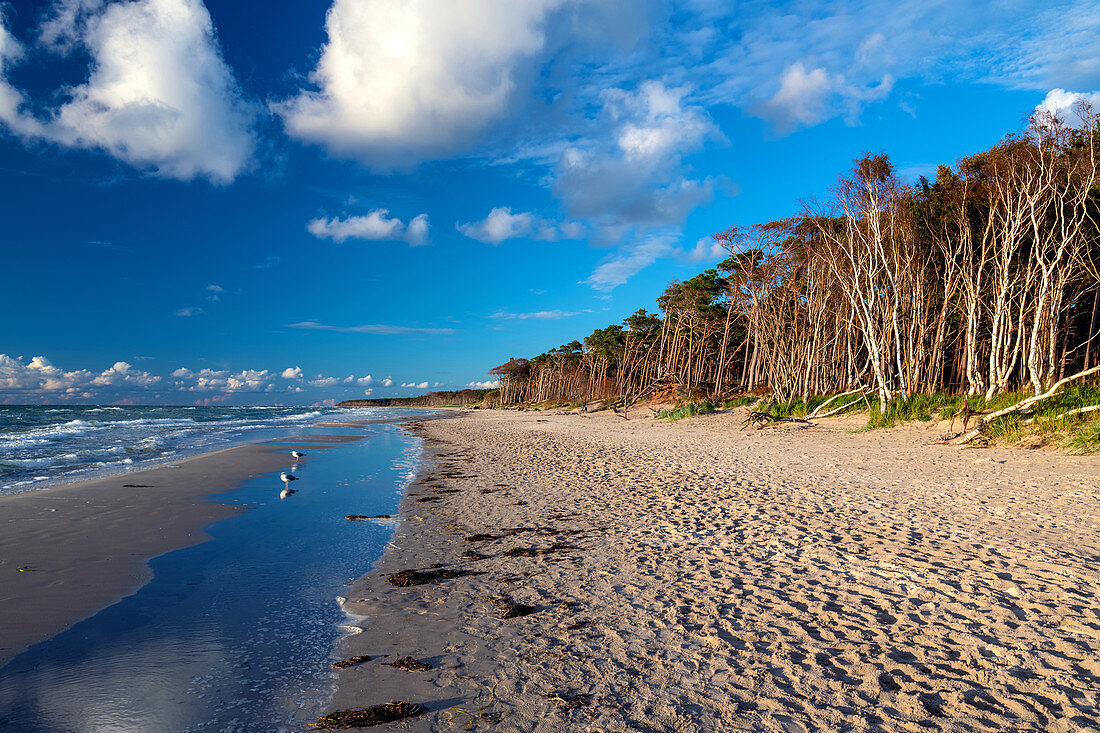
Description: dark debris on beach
xmin=387 ymin=567 xmax=482 ymax=587
xmin=316 ymin=701 xmax=426 ymax=728
xmin=385 ymin=656 xmax=432 ymax=672
xmin=331 ymin=655 xmax=373 ymax=669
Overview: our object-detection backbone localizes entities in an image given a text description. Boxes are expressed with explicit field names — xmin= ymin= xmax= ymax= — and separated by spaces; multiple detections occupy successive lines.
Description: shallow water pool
xmin=0 ymin=420 xmax=422 ymax=732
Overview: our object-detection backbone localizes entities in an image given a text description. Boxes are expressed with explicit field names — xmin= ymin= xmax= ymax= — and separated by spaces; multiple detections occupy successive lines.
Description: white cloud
xmin=405 ymin=214 xmax=430 ymax=247
xmin=490 ymin=310 xmax=579 ymax=320
xmin=224 ymin=369 xmax=272 ymax=393
xmin=467 ymin=380 xmax=500 ymax=389
xmin=307 ymin=209 xmax=430 ymax=246
xmin=686 ymin=236 xmax=725 ymax=262
xmin=0 ymin=11 xmax=38 ymax=138
xmin=585 ymin=235 xmax=678 ymax=291
xmin=457 ymin=207 xmax=582 ymax=244
xmin=0 ymin=354 xmax=158 ymax=395
xmin=205 ymin=284 xmax=223 ymax=292
xmin=401 ymin=381 xmax=429 ymax=389
xmin=381 ymin=377 xmax=393 ymax=387
xmin=1036 ymin=88 xmax=1100 ymax=124
xmin=0 ymin=354 xmax=396 ymax=402
xmin=0 ymin=0 xmax=256 ymax=183
xmin=277 ymin=0 xmax=570 ymax=169
xmin=553 ymin=82 xmax=717 ymax=237
xmin=91 ymin=360 xmax=160 ymax=387
xmin=175 ymin=306 xmax=203 ymax=317
xmin=758 ymin=61 xmax=893 ymax=133
xmin=287 ymin=320 xmax=456 ymax=336
xmin=585 ymin=232 xmax=735 ymax=290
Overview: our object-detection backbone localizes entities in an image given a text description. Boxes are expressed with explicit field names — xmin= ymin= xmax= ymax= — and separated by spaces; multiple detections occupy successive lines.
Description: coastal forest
xmin=490 ymin=108 xmax=1100 ymax=431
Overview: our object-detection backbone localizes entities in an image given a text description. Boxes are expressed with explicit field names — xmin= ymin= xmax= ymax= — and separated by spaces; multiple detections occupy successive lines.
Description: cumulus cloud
xmin=0 ymin=354 xmax=157 ymax=396
xmin=457 ymin=207 xmax=582 ymax=244
xmin=757 ymin=61 xmax=893 ymax=133
xmin=91 ymin=360 xmax=160 ymax=387
xmin=686 ymin=236 xmax=726 ymax=262
xmin=553 ymin=82 xmax=717 ymax=238
xmin=277 ymin=0 xmax=571 ymax=169
xmin=401 ymin=381 xmax=429 ymax=389
xmin=287 ymin=320 xmax=456 ymax=336
xmin=381 ymin=377 xmax=393 ymax=387
xmin=307 ymin=209 xmax=430 ymax=246
xmin=1036 ymin=88 xmax=1100 ymax=124
xmin=467 ymin=380 xmax=500 ymax=388
xmin=175 ymin=306 xmax=203 ymax=317
xmin=0 ymin=354 xmax=391 ymax=402
xmin=0 ymin=0 xmax=256 ymax=183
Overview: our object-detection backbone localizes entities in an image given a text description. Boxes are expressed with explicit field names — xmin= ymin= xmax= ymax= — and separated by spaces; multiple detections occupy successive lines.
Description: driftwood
xmin=1022 ymin=403 xmax=1100 ymax=424
xmin=950 ymin=365 xmax=1100 ymax=444
xmin=742 ymin=400 xmax=811 ymax=430
xmin=947 ymin=395 xmax=993 ymax=434
xmin=806 ymin=387 xmax=866 ymax=420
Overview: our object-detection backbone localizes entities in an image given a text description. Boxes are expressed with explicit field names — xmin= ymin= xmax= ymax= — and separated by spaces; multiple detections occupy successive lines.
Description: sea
xmin=0 ymin=404 xmax=383 ymax=495
xmin=0 ymin=404 xmax=436 ymax=731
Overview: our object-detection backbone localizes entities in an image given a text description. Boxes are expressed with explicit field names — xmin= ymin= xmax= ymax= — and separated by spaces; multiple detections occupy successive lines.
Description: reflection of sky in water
xmin=0 ymin=422 xmax=422 ymax=732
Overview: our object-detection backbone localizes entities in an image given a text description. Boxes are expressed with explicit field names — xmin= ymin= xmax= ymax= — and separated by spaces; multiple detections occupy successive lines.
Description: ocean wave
xmin=2 ymin=453 xmax=81 ymax=468
xmin=0 ymin=404 xmax=390 ymax=493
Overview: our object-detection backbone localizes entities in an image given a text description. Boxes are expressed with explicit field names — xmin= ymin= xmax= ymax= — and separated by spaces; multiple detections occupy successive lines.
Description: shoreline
xmin=0 ymin=434 xmax=362 ymax=668
xmin=329 ymin=409 xmax=1100 ymax=732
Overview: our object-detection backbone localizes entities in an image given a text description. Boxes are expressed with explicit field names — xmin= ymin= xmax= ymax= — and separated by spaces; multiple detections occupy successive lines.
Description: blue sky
xmin=1 ymin=0 xmax=1098 ymax=405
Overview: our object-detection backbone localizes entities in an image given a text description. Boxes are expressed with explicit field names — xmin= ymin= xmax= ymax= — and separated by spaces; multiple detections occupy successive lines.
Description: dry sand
xmin=331 ymin=409 xmax=1099 ymax=732
xmin=0 ymin=435 xmax=360 ymax=667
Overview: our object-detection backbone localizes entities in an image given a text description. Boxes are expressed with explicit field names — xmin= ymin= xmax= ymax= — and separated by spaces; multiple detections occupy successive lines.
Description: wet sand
xmin=0 ymin=435 xmax=361 ymax=667
xmin=330 ymin=409 xmax=1100 ymax=732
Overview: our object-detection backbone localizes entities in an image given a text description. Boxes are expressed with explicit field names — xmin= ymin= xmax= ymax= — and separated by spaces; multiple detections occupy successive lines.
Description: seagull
xmin=280 ymin=471 xmax=299 ymax=490
xmin=291 ymin=450 xmax=306 ymax=461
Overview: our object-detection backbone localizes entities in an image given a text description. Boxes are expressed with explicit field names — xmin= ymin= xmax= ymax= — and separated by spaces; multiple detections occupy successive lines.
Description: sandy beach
xmin=331 ymin=409 xmax=1099 ymax=732
xmin=0 ymin=434 xmax=361 ymax=668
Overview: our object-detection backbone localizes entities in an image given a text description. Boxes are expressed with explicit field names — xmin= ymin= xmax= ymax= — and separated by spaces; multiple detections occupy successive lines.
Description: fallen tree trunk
xmin=1022 ymin=403 xmax=1100 ymax=424
xmin=950 ymin=365 xmax=1100 ymax=444
xmin=806 ymin=387 xmax=866 ymax=420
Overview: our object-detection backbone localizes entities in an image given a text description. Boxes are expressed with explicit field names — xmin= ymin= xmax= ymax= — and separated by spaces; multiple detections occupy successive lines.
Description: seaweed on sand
xmin=461 ymin=550 xmax=490 ymax=561
xmin=415 ymin=496 xmax=442 ymax=503
xmin=331 ymin=655 xmax=372 ymax=669
xmin=346 ymin=514 xmax=391 ymax=521
xmin=465 ymin=533 xmax=498 ymax=542
xmin=316 ymin=701 xmax=426 ymax=728
xmin=386 ymin=656 xmax=432 ymax=672
xmin=486 ymin=596 xmax=536 ymax=619
xmin=387 ymin=568 xmax=481 ymax=587
xmin=503 ymin=547 xmax=540 ymax=558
